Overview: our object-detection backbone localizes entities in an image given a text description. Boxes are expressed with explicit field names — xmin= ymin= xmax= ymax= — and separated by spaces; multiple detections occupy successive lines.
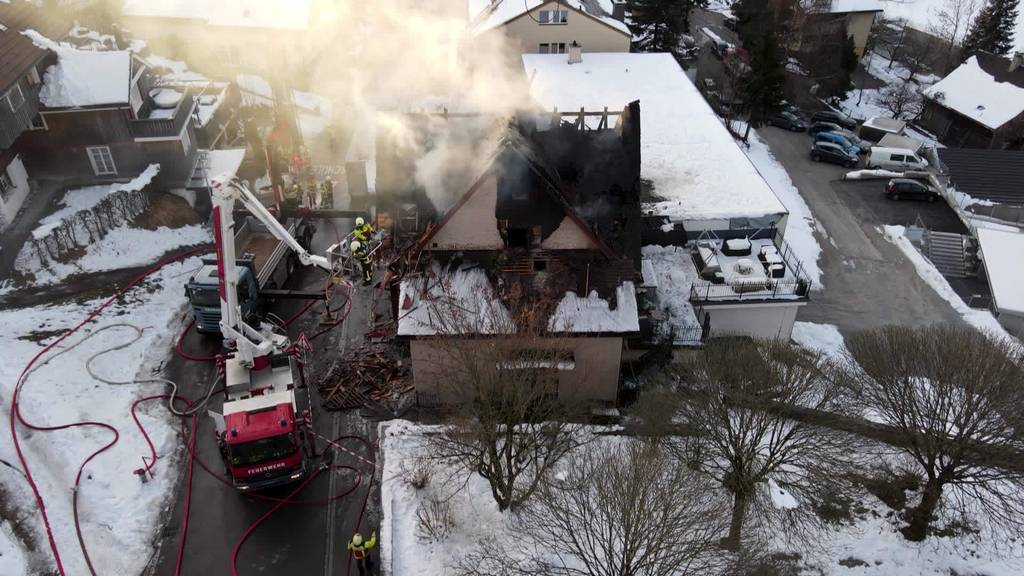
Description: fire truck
xmin=206 ymin=175 xmax=336 ymax=491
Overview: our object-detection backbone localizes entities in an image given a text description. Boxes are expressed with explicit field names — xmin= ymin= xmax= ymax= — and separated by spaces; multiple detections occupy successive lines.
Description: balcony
xmin=688 ymin=236 xmax=812 ymax=305
xmin=128 ymin=88 xmax=196 ymax=140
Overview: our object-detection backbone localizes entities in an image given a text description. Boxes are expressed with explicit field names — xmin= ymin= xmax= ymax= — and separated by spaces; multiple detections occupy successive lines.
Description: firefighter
xmin=350 ymin=240 xmax=373 ymax=284
xmin=347 ymin=531 xmax=377 ymax=575
xmin=353 ymin=217 xmax=374 ymax=244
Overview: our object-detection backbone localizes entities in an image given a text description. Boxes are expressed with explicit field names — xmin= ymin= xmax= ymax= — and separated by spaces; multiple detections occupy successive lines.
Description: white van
xmin=866 ymin=147 xmax=929 ymax=171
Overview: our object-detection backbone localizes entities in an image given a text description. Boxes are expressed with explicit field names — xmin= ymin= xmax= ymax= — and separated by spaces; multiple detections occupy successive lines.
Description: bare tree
xmin=425 ymin=283 xmax=582 ymax=512
xmin=673 ymin=338 xmax=856 ymax=550
xmin=875 ymin=81 xmax=925 ymax=120
xmin=928 ymin=0 xmax=980 ymax=72
xmin=843 ymin=325 xmax=1024 ymax=542
xmin=456 ymin=440 xmax=728 ymax=576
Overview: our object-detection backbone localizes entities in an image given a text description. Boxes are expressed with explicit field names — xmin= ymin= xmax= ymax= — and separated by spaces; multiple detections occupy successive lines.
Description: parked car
xmin=810 ymin=110 xmax=857 ymax=130
xmin=808 ymin=121 xmax=842 ymax=136
xmin=829 ymin=127 xmax=867 ymax=151
xmin=866 ymin=147 xmax=929 ymax=171
xmin=814 ymin=131 xmax=861 ymax=155
xmin=766 ymin=111 xmax=807 ymax=131
xmin=780 ymin=101 xmax=805 ymax=119
xmin=885 ymin=178 xmax=940 ymax=202
xmin=810 ymin=141 xmax=859 ymax=168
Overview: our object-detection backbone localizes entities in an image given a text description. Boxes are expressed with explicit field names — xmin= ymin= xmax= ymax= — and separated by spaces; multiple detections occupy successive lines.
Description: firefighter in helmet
xmin=353 ymin=216 xmax=374 ymax=244
xmin=347 ymin=531 xmax=377 ymax=575
xmin=350 ymin=240 xmax=373 ymax=284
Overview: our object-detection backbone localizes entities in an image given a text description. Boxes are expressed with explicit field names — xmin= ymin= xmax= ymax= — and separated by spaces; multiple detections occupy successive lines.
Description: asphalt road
xmin=756 ymin=127 xmax=963 ymax=333
xmin=147 ymin=217 xmax=386 ymax=576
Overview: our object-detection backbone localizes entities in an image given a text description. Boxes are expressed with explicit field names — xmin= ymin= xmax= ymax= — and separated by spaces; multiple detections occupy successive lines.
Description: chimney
xmin=1011 ymin=52 xmax=1024 ymax=72
xmin=611 ymin=0 xmax=626 ymax=21
xmin=568 ymin=41 xmax=582 ymax=64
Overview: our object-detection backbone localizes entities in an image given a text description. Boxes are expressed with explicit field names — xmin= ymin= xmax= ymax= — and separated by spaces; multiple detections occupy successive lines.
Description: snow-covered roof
xmin=469 ymin=0 xmax=629 ymax=36
xmin=976 ymin=228 xmax=1024 ymax=316
xmin=23 ymin=30 xmax=131 ymax=107
xmin=398 ymin=264 xmax=638 ymax=336
xmin=548 ymin=282 xmax=639 ymax=333
xmin=924 ymin=56 xmax=1024 ymax=130
xmin=826 ymin=0 xmax=884 ymax=13
xmin=523 ymin=52 xmax=787 ymax=221
xmin=121 ymin=0 xmax=311 ymax=30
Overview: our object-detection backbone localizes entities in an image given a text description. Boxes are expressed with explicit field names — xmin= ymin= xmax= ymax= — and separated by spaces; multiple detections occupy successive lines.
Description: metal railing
xmin=689 ymin=278 xmax=811 ymax=303
xmin=129 ymin=93 xmax=196 ymax=139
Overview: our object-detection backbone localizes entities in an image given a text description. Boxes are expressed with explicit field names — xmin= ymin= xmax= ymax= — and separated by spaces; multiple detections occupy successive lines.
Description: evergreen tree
xmin=962 ymin=0 xmax=1020 ymax=56
xmin=739 ymin=31 xmax=786 ymax=138
xmin=626 ymin=0 xmax=708 ymax=52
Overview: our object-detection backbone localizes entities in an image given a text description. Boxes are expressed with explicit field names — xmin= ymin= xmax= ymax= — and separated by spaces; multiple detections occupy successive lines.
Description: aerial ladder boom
xmin=209 ymin=174 xmax=334 ymax=367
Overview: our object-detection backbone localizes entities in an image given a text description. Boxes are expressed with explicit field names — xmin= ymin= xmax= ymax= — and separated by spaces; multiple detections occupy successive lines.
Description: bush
xmin=416 ymin=496 xmax=455 ymax=543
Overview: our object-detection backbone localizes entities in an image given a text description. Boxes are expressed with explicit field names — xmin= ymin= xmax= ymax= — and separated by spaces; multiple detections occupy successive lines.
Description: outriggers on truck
xmin=205 ymin=175 xmax=337 ymax=491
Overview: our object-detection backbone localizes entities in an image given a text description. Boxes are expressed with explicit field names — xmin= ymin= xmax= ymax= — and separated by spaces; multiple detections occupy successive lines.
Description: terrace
xmin=129 ymin=86 xmax=197 ymax=139
xmin=689 ymin=235 xmax=812 ymax=304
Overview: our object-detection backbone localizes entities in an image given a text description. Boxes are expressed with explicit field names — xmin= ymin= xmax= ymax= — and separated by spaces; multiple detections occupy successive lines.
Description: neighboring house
xmin=394 ymin=107 xmax=643 ymax=405
xmin=524 ymin=52 xmax=810 ymax=342
xmin=817 ymin=0 xmax=883 ymax=58
xmin=468 ymin=0 xmax=630 ymax=54
xmin=17 ymin=34 xmax=200 ymax=188
xmin=975 ymin=228 xmax=1024 ymax=338
xmin=922 ymin=53 xmax=1024 ymax=149
xmin=120 ymin=0 xmax=316 ymax=81
xmin=0 ymin=2 xmax=64 ymax=229
xmin=938 ymin=148 xmax=1024 ymax=206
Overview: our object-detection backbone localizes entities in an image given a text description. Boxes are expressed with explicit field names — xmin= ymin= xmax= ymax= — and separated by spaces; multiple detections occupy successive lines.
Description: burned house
xmin=388 ymin=104 xmax=643 ymax=405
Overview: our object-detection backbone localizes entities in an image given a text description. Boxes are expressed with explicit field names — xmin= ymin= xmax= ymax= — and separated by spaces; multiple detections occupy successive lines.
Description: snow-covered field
xmin=880 ymin=225 xmax=1014 ymax=341
xmin=744 ymin=130 xmax=825 ymax=288
xmin=0 ymin=258 xmax=201 ymax=575
xmin=382 ymin=420 xmax=1024 ymax=576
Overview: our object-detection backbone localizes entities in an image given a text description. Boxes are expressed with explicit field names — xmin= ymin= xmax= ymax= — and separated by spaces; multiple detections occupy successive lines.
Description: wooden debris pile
xmin=317 ymin=344 xmax=411 ymax=410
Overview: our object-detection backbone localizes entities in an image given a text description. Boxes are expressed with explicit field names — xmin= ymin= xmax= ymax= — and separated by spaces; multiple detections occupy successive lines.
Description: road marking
xmin=323 ymin=411 xmax=342 ymax=576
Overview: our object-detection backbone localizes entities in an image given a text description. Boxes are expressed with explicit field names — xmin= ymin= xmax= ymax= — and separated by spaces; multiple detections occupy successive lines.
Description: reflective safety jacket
xmin=347 ymin=532 xmax=377 ymax=559
xmin=353 ymin=223 xmax=374 ymax=243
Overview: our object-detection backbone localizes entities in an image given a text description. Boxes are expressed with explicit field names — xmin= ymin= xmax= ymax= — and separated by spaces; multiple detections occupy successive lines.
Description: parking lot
xmin=757 ymin=126 xmax=964 ymax=334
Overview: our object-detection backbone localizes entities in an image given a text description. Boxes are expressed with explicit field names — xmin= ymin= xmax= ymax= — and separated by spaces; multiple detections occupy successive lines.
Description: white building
xmin=976 ymin=228 xmax=1024 ymax=338
xmin=469 ymin=0 xmax=631 ymax=54
xmin=523 ymin=52 xmax=809 ymax=342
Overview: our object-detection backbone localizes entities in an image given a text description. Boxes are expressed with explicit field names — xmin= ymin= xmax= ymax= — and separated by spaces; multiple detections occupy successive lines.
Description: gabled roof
xmin=924 ymin=55 xmax=1024 ymax=130
xmin=417 ymin=123 xmax=616 ymax=259
xmin=938 ymin=148 xmax=1024 ymax=205
xmin=0 ymin=1 xmax=67 ymax=92
xmin=469 ymin=0 xmax=629 ymax=37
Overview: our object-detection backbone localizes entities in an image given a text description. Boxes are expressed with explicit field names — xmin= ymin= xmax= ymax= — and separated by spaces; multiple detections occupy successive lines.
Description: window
xmin=5 ymin=83 xmax=25 ymax=112
xmin=87 ymin=146 xmax=117 ymax=176
xmin=539 ymin=9 xmax=568 ymax=24
xmin=29 ymin=114 xmax=46 ymax=130
xmin=25 ymin=67 xmax=41 ymax=87
xmin=539 ymin=42 xmax=567 ymax=54
xmin=0 ymin=169 xmax=13 ymax=199
xmin=891 ymin=154 xmax=905 ymax=162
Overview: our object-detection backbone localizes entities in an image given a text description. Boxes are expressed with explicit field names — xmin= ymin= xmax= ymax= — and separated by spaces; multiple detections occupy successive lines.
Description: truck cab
xmin=216 ymin=353 xmax=314 ymax=491
xmin=186 ymin=259 xmax=260 ymax=334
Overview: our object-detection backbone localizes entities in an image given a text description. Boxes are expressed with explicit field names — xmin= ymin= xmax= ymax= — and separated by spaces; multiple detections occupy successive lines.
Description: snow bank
xmin=31 ymin=164 xmax=161 ymax=240
xmin=844 ymin=168 xmax=903 ymax=180
xmin=745 ymin=131 xmax=824 ymax=288
xmin=791 ymin=322 xmax=847 ymax=358
xmin=24 ymin=224 xmax=210 ymax=286
xmin=881 ymin=225 xmax=1014 ymax=341
xmin=0 ymin=259 xmax=202 ymax=575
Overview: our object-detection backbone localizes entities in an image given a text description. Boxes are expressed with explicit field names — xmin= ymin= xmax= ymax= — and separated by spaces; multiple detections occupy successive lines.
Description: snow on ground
xmin=791 ymin=322 xmax=847 ymax=358
xmin=24 ymin=224 xmax=210 ymax=286
xmin=383 ymin=420 xmax=1024 ymax=576
xmin=706 ymin=0 xmax=734 ymax=17
xmin=0 ymin=258 xmax=201 ymax=575
xmin=642 ymin=245 xmax=702 ymax=342
xmin=524 ymin=53 xmax=787 ymax=222
xmin=880 ymin=225 xmax=1014 ymax=341
xmin=0 ymin=521 xmax=29 ymax=576
xmin=31 ymin=165 xmax=161 ymax=240
xmin=745 ymin=130 xmax=824 ymax=288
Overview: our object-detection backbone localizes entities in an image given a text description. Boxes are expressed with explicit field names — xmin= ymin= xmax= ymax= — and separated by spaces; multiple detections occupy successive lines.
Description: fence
xmin=689 ymin=279 xmax=811 ymax=303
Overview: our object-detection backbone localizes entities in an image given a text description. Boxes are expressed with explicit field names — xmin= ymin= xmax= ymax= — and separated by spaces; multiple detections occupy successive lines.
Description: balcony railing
xmin=129 ymin=93 xmax=196 ymax=139
xmin=689 ymin=278 xmax=811 ymax=304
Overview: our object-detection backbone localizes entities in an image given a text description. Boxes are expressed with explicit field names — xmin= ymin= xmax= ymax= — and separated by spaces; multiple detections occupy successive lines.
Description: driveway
xmin=757 ymin=127 xmax=962 ymax=334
